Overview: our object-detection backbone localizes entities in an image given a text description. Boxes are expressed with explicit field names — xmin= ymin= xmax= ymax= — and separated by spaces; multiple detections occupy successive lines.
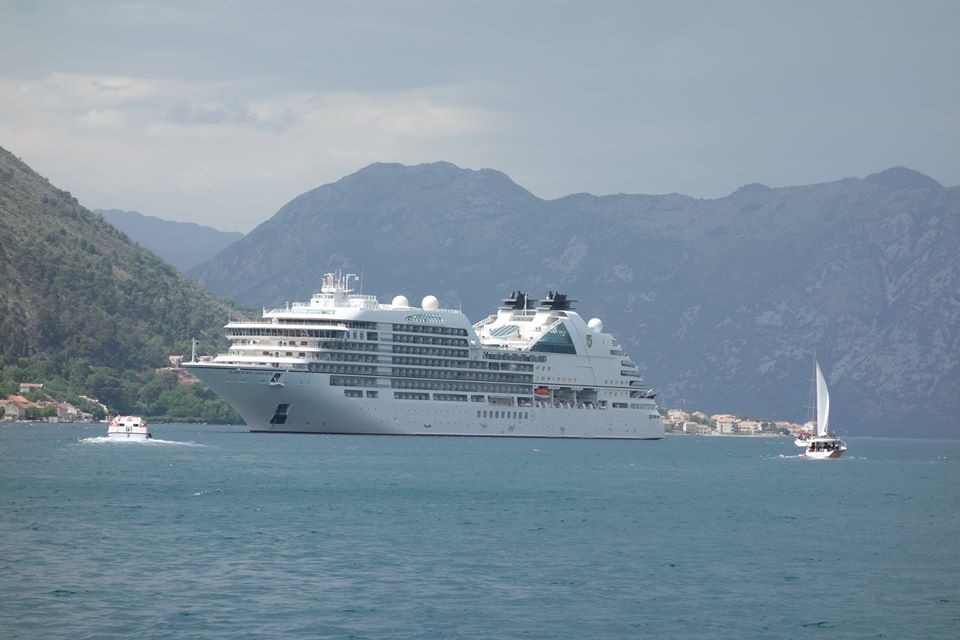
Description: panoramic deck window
xmin=530 ymin=323 xmax=577 ymax=355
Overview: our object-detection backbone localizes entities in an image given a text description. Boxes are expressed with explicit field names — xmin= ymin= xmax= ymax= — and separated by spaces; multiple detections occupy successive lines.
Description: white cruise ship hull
xmin=188 ymin=364 xmax=663 ymax=440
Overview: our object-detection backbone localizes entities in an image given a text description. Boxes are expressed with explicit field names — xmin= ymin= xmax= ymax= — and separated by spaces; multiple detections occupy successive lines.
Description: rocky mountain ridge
xmin=186 ymin=162 xmax=960 ymax=438
xmin=96 ymin=209 xmax=243 ymax=271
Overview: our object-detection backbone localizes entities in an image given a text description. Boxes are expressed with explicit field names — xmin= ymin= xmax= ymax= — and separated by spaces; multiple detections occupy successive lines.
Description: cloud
xmin=0 ymin=72 xmax=505 ymax=230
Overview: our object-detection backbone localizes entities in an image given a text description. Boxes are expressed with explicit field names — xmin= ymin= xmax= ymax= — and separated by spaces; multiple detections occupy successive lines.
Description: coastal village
xmin=1 ymin=356 xmax=199 ymax=424
xmin=659 ymin=408 xmax=811 ymax=437
xmin=0 ymin=382 xmax=105 ymax=423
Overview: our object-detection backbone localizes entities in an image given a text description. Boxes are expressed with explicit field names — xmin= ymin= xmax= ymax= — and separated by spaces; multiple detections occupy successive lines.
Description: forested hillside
xmin=0 ymin=145 xmax=243 ymax=420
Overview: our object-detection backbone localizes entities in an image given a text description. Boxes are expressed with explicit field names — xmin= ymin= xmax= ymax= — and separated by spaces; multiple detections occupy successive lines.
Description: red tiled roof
xmin=3 ymin=395 xmax=37 ymax=409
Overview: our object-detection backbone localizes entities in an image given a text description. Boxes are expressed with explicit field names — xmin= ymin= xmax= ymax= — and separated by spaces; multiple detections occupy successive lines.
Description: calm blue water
xmin=1 ymin=424 xmax=958 ymax=639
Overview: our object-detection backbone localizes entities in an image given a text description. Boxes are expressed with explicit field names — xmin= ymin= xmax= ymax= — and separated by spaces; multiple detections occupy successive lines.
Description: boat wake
xmin=768 ymin=452 xmax=866 ymax=461
xmin=79 ymin=436 xmax=205 ymax=447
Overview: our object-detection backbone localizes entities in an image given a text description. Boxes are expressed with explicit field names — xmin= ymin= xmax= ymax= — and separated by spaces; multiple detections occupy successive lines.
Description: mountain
xmin=96 ymin=208 xmax=243 ymax=272
xmin=0 ymin=145 xmax=240 ymax=415
xmin=189 ymin=161 xmax=960 ymax=438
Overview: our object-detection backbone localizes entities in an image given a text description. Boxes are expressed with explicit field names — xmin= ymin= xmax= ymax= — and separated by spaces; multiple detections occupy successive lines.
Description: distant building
xmin=56 ymin=402 xmax=81 ymax=422
xmin=711 ymin=414 xmax=738 ymax=433
xmin=739 ymin=420 xmax=763 ymax=434
xmin=157 ymin=355 xmax=199 ymax=385
xmin=19 ymin=383 xmax=43 ymax=395
xmin=682 ymin=421 xmax=713 ymax=435
xmin=2 ymin=395 xmax=39 ymax=420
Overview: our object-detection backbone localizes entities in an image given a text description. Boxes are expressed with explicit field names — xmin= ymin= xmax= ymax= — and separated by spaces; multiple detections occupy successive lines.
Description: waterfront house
xmin=1 ymin=395 xmax=39 ymax=420
xmin=56 ymin=402 xmax=81 ymax=422
xmin=738 ymin=420 xmax=763 ymax=434
xmin=711 ymin=414 xmax=738 ymax=434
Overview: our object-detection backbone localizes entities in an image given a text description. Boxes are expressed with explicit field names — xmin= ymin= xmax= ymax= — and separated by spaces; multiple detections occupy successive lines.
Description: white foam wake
xmin=79 ymin=436 xmax=205 ymax=447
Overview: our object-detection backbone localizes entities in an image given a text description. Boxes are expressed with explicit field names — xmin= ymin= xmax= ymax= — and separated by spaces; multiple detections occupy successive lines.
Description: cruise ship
xmin=184 ymin=273 xmax=663 ymax=439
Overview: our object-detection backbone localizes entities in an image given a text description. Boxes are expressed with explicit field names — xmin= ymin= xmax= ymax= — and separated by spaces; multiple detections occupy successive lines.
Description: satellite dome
xmin=587 ymin=318 xmax=604 ymax=332
xmin=422 ymin=295 xmax=439 ymax=311
xmin=392 ymin=295 xmax=409 ymax=307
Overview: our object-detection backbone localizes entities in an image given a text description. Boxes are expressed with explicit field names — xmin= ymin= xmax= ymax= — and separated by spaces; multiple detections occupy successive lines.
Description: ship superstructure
xmin=184 ymin=273 xmax=663 ymax=439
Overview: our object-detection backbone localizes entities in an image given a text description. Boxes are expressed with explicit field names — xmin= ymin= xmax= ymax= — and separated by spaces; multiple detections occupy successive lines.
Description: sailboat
xmin=802 ymin=360 xmax=846 ymax=459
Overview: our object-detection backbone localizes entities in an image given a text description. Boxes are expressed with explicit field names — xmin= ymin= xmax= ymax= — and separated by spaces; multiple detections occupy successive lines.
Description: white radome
xmin=588 ymin=318 xmax=604 ymax=332
xmin=422 ymin=295 xmax=439 ymax=311
xmin=392 ymin=295 xmax=410 ymax=307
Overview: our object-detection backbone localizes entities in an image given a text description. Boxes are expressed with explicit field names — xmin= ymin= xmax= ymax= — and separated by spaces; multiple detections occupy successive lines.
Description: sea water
xmin=1 ymin=423 xmax=958 ymax=639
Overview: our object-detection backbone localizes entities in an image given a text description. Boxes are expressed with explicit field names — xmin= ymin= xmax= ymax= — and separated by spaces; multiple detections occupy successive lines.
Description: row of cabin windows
xmin=392 ymin=334 xmax=469 ymax=347
xmin=345 ymin=390 xmax=379 ymax=398
xmin=330 ymin=376 xmax=377 ymax=387
xmin=392 ymin=380 xmax=531 ymax=394
xmin=278 ymin=319 xmax=375 ymax=328
xmin=328 ymin=375 xmax=530 ymax=395
xmin=312 ymin=364 xmax=530 ymax=382
xmin=253 ymin=351 xmax=306 ymax=358
xmin=392 ymin=324 xmax=468 ymax=336
xmin=393 ymin=345 xmax=469 ymax=358
xmin=341 ymin=391 xmax=642 ymax=412
xmin=483 ymin=351 xmax=547 ymax=363
xmin=311 ymin=364 xmax=378 ymax=375
xmin=314 ymin=341 xmax=379 ymax=352
xmin=392 ymin=368 xmax=532 ymax=383
xmin=315 ymin=352 xmax=379 ymax=363
xmin=395 ymin=392 xmax=430 ymax=400
xmin=478 ymin=410 xmax=530 ymax=420
xmin=307 ymin=353 xmax=531 ymax=371
xmin=390 ymin=356 xmax=533 ymax=372
xmin=229 ymin=328 xmax=343 ymax=338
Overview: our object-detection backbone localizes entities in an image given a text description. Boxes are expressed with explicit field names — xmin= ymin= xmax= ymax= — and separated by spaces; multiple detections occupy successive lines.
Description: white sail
xmin=815 ymin=360 xmax=830 ymax=437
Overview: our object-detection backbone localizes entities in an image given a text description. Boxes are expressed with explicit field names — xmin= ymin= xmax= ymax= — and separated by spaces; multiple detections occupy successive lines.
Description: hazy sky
xmin=1 ymin=0 xmax=957 ymax=232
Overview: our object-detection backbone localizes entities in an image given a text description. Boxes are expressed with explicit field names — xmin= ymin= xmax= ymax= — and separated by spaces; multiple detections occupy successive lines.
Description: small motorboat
xmin=107 ymin=416 xmax=152 ymax=440
xmin=794 ymin=429 xmax=815 ymax=447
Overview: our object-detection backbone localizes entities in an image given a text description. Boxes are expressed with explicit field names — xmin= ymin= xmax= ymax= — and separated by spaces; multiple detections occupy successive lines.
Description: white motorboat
xmin=794 ymin=424 xmax=815 ymax=448
xmin=107 ymin=415 xmax=152 ymax=440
